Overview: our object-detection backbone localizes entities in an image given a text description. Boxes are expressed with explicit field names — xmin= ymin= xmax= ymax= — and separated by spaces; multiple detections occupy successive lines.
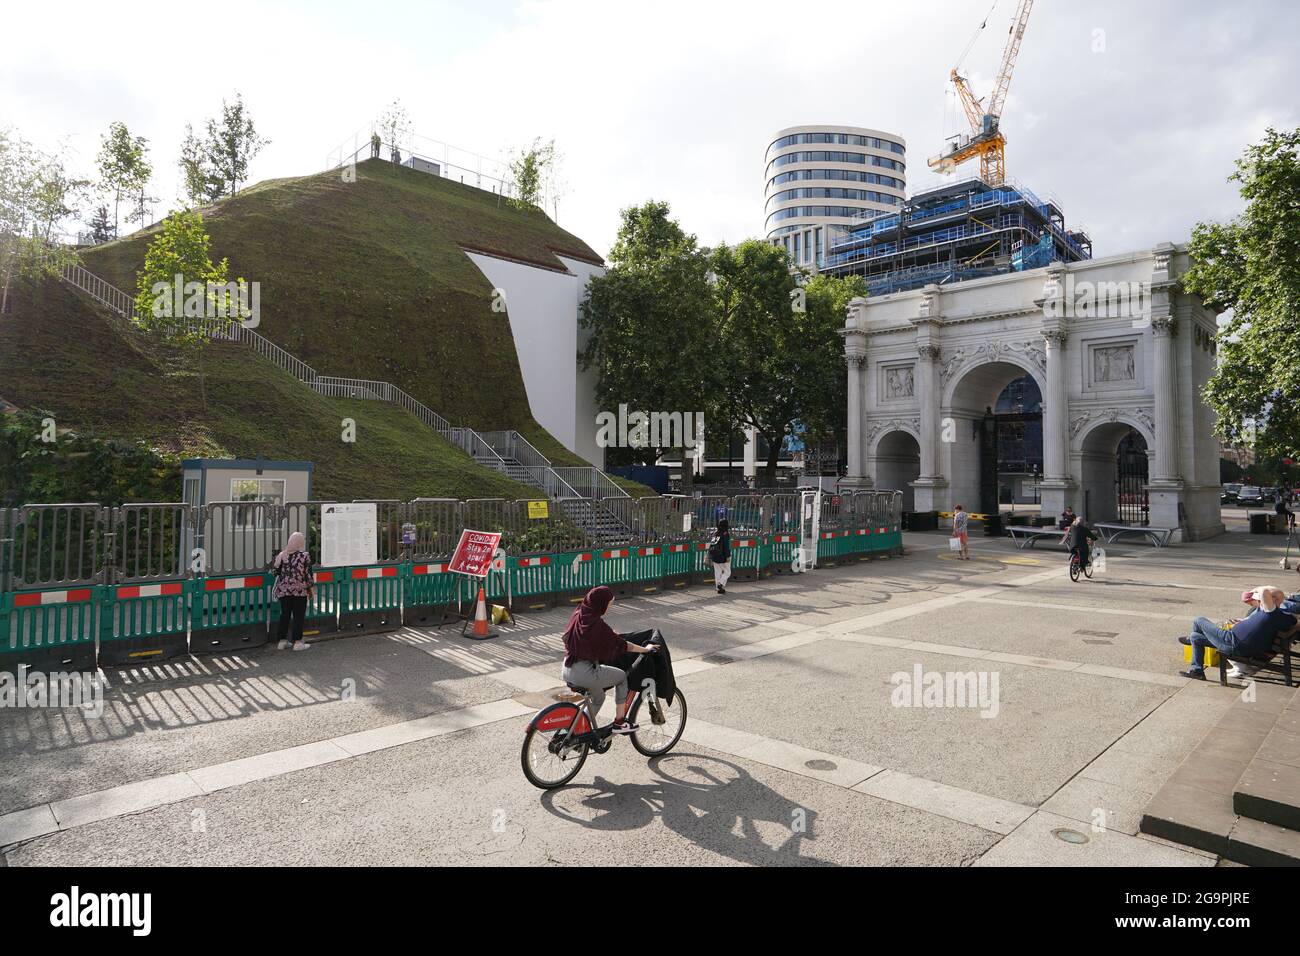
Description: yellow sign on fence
xmin=527 ymin=500 xmax=549 ymax=520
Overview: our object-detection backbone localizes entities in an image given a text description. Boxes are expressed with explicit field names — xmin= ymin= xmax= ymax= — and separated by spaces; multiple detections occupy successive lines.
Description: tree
xmin=798 ymin=272 xmax=868 ymax=469
xmin=132 ymin=208 xmax=237 ymax=409
xmin=1184 ymin=127 xmax=1300 ymax=461
xmin=201 ymin=93 xmax=269 ymax=197
xmin=508 ymin=138 xmax=556 ymax=211
xmin=0 ymin=128 xmax=86 ymax=314
xmin=709 ymin=242 xmax=856 ymax=482
xmin=579 ymin=201 xmax=715 ymax=476
xmin=96 ymin=122 xmax=150 ymax=237
xmin=88 ymin=205 xmax=114 ymax=244
xmin=178 ymin=124 xmax=223 ymax=206
xmin=377 ymin=100 xmax=411 ymax=163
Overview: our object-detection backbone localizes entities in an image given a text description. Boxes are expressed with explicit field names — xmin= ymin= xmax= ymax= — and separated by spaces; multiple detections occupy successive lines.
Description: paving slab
xmin=679 ymin=638 xmax=1172 ymax=805
xmin=5 ymin=718 xmax=999 ymax=867
xmin=975 ymin=810 xmax=1212 ymax=867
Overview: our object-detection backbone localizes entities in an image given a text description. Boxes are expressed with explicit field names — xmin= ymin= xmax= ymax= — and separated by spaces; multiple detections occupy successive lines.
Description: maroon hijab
xmin=562 ymin=586 xmax=624 ymax=665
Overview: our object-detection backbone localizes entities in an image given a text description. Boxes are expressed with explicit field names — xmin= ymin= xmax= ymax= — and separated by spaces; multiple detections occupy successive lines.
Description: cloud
xmin=4 ymin=0 xmax=1297 ymax=257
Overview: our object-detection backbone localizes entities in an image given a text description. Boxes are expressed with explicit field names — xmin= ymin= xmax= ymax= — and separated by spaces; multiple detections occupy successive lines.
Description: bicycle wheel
xmin=630 ymin=689 xmax=688 ymax=757
xmin=1068 ymin=557 xmax=1080 ymax=582
xmin=1083 ymin=560 xmax=1094 ymax=579
xmin=521 ymin=710 xmax=589 ymax=790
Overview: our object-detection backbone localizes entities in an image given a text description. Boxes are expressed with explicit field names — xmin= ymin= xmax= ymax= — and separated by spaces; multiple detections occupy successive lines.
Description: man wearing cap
xmin=1179 ymin=586 xmax=1296 ymax=680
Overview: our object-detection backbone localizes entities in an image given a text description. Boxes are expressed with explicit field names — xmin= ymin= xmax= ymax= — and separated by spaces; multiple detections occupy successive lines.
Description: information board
xmin=322 ymin=502 xmax=378 ymax=567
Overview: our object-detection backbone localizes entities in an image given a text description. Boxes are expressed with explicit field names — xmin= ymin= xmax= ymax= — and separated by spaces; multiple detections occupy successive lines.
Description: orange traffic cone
xmin=463 ymin=586 xmax=499 ymax=640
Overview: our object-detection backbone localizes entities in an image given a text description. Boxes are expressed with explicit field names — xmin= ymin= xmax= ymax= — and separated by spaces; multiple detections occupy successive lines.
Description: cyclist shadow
xmin=538 ymin=753 xmax=833 ymax=866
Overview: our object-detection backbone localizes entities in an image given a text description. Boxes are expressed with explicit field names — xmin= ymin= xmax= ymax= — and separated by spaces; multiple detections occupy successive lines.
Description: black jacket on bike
xmin=1064 ymin=523 xmax=1097 ymax=561
xmin=619 ymin=628 xmax=676 ymax=702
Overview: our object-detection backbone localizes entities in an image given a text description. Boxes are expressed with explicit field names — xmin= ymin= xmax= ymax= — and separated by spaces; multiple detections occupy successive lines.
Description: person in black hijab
xmin=561 ymin=586 xmax=657 ymax=733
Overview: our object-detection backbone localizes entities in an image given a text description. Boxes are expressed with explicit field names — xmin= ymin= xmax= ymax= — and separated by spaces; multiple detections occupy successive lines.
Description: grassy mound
xmin=0 ymin=276 xmax=538 ymax=503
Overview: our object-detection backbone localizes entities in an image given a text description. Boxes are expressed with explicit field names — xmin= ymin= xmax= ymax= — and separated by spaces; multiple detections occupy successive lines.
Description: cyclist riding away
xmin=1061 ymin=514 xmax=1097 ymax=572
xmin=561 ymin=585 xmax=657 ymax=735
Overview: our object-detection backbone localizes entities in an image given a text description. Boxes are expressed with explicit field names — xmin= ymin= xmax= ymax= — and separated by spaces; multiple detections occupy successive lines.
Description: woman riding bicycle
xmin=561 ymin=586 xmax=657 ymax=734
xmin=1061 ymin=515 xmax=1097 ymax=571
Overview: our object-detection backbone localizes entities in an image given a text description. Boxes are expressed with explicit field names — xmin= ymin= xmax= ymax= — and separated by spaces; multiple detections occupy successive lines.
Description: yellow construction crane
xmin=928 ymin=0 xmax=1034 ymax=186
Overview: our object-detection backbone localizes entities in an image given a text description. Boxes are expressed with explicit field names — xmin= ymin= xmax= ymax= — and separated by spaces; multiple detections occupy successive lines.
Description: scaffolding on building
xmin=820 ymin=176 xmax=1091 ymax=296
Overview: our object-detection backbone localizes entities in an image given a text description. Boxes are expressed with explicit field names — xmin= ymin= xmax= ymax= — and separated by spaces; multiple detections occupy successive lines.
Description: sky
xmin=4 ymin=0 xmax=1298 ymax=259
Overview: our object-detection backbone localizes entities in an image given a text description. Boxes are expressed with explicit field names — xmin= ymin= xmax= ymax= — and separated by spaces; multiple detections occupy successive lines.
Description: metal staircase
xmin=558 ymin=498 xmax=632 ymax=547
xmin=53 ymin=262 xmax=631 ymax=542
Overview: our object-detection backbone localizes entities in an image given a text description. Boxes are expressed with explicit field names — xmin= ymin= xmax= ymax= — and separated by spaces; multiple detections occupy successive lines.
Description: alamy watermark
xmin=596 ymin=404 xmax=702 ymax=449
xmin=1042 ymin=274 xmax=1150 ymax=324
xmin=149 ymin=273 xmax=261 ymax=329
xmin=0 ymin=665 xmax=104 ymax=718
xmin=890 ymin=664 xmax=1000 ymax=718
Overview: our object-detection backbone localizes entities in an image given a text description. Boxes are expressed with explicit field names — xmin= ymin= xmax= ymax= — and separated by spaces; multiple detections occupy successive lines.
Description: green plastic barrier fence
xmin=598 ymin=547 xmax=634 ymax=597
xmin=0 ymin=584 xmax=99 ymax=673
xmin=662 ymin=542 xmax=694 ymax=589
xmin=404 ymin=561 xmax=459 ymax=626
xmin=510 ymin=555 xmax=556 ymax=611
xmin=193 ymin=573 xmax=272 ymax=655
xmin=552 ymin=549 xmax=598 ymax=606
xmin=629 ymin=545 xmax=665 ymax=594
xmin=730 ymin=536 xmax=763 ymax=581
xmin=769 ymin=532 xmax=799 ymax=573
xmin=100 ymin=580 xmax=189 ymax=665
xmin=339 ymin=565 xmax=401 ymax=634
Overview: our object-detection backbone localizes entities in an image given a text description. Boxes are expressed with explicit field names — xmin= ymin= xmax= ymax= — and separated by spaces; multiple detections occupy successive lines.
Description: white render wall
xmin=843 ymin=242 xmax=1224 ymax=541
xmin=464 ymin=250 xmax=605 ymax=467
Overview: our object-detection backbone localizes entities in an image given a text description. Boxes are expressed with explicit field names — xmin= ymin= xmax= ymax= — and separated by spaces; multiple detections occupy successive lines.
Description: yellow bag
xmin=1183 ymin=643 xmax=1220 ymax=667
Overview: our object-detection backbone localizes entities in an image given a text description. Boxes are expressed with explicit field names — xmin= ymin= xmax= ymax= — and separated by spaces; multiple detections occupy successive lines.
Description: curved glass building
xmin=765 ymin=125 xmax=907 ymax=270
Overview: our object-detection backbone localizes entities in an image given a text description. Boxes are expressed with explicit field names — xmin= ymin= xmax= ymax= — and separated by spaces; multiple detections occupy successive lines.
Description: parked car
xmin=1238 ymin=486 xmax=1263 ymax=506
xmin=1261 ymin=487 xmax=1279 ymax=503
xmin=1222 ymin=483 xmax=1242 ymax=504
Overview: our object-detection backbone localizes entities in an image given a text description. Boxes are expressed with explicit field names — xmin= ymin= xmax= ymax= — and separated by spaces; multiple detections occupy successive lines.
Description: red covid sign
xmin=447 ymin=529 xmax=503 ymax=578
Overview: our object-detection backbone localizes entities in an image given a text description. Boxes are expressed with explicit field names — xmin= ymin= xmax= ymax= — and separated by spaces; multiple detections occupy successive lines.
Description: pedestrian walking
xmin=709 ymin=519 xmax=732 ymax=593
xmin=952 ymin=504 xmax=971 ymax=560
xmin=273 ymin=531 xmax=315 ymax=651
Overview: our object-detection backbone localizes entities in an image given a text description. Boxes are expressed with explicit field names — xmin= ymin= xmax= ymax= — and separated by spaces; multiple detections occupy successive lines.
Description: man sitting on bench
xmin=1178 ymin=586 xmax=1296 ymax=681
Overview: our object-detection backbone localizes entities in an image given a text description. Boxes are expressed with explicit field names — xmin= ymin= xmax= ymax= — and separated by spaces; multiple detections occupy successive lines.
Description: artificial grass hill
xmin=82 ymin=157 xmax=602 ymax=463
xmin=0 ymin=156 xmax=629 ymax=503
xmin=0 ymin=275 xmax=539 ymax=504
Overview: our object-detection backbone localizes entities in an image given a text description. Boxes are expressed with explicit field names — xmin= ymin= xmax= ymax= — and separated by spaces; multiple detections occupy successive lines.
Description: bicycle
xmin=521 ymin=680 xmax=688 ymax=790
xmin=1068 ymin=549 xmax=1093 ymax=582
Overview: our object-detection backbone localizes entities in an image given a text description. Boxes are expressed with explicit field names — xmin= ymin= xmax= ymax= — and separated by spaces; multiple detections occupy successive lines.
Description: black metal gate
xmin=1116 ymin=429 xmax=1149 ymax=525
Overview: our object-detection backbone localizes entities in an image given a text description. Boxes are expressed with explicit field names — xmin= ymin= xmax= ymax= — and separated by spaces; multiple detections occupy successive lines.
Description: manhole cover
xmin=1082 ymin=639 xmax=1113 ymax=645
xmin=1052 ymin=827 xmax=1090 ymax=845
xmin=1150 ymin=598 xmax=1190 ymax=605
xmin=805 ymin=759 xmax=837 ymax=771
xmin=1075 ymin=629 xmax=1118 ymax=638
xmin=701 ymin=653 xmax=735 ymax=665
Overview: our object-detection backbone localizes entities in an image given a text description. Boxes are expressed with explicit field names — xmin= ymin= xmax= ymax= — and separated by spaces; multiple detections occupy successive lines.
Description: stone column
xmin=841 ymin=299 xmax=873 ymax=489
xmin=1150 ymin=313 xmax=1180 ymax=482
xmin=1042 ymin=328 xmax=1069 ymax=481
xmin=916 ymin=344 xmax=941 ymax=478
xmin=845 ymin=353 xmax=866 ymax=479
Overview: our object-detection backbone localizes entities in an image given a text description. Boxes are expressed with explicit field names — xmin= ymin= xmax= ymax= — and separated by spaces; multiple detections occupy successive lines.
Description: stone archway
xmin=874 ymin=430 xmax=920 ymax=510
xmin=1077 ymin=420 xmax=1153 ymax=524
xmin=943 ymin=359 xmax=1047 ymax=515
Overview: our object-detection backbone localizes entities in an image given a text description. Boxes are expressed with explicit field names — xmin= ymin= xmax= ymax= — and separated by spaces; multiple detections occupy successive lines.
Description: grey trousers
xmin=562 ymin=660 xmax=628 ymax=722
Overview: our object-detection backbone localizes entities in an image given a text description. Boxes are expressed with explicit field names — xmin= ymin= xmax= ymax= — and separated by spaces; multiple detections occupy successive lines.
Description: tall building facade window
xmin=764 ymin=125 xmax=907 ymax=256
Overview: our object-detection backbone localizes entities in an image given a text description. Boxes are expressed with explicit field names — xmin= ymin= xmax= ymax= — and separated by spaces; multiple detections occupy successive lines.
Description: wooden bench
xmin=1095 ymin=523 xmax=1176 ymax=548
xmin=1005 ymin=525 xmax=1067 ymax=550
xmin=1217 ymin=624 xmax=1299 ymax=688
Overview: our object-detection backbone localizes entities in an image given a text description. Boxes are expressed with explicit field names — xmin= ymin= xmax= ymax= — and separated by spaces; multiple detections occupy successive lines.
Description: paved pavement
xmin=1 ymin=518 xmax=1292 ymax=866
